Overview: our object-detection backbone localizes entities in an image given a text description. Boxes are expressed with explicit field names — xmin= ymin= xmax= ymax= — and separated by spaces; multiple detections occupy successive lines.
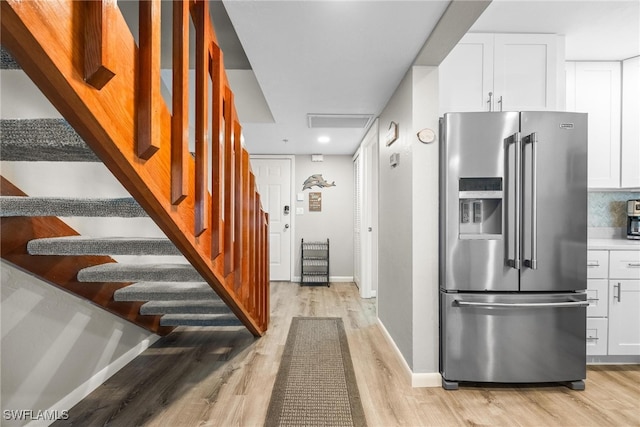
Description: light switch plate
xmin=297 ymin=192 xmax=304 ymax=202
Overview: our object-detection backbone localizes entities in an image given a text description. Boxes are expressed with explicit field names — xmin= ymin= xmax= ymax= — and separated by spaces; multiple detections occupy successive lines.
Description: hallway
xmin=56 ymin=282 xmax=640 ymax=426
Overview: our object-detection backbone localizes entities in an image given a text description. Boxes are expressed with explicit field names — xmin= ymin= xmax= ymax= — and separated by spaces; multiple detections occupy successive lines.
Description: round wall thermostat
xmin=417 ymin=128 xmax=436 ymax=144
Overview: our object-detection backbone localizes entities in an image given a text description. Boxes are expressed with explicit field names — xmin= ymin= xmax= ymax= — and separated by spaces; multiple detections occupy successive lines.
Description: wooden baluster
xmin=194 ymin=0 xmax=209 ymax=235
xmin=223 ymin=87 xmax=235 ymax=276
xmin=258 ymin=211 xmax=265 ymax=326
xmin=210 ymin=42 xmax=224 ymax=255
xmin=254 ymin=194 xmax=261 ymax=320
xmin=263 ymin=212 xmax=270 ymax=328
xmin=137 ymin=0 xmax=161 ymax=159
xmin=233 ymin=124 xmax=244 ymax=292
xmin=171 ymin=0 xmax=189 ymax=205
xmin=84 ymin=0 xmax=116 ymax=89
xmin=241 ymin=150 xmax=251 ymax=305
xmin=249 ymin=173 xmax=257 ymax=316
xmin=260 ymin=206 xmax=267 ymax=325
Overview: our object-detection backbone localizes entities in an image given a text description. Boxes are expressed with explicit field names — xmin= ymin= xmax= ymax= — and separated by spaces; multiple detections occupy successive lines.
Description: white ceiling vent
xmin=307 ymin=114 xmax=374 ymax=129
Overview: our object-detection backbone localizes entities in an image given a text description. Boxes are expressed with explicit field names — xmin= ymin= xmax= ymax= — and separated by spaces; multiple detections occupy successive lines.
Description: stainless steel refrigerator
xmin=439 ymin=111 xmax=589 ymax=390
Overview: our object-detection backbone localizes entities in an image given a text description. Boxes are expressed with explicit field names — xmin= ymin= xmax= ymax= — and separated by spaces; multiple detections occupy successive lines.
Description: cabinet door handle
xmin=498 ymin=96 xmax=503 ymax=112
xmin=615 ymin=282 xmax=622 ymax=302
xmin=487 ymin=92 xmax=493 ymax=111
xmin=587 ymin=261 xmax=599 ymax=267
xmin=586 ymin=336 xmax=599 ymax=341
xmin=627 ymin=263 xmax=640 ymax=268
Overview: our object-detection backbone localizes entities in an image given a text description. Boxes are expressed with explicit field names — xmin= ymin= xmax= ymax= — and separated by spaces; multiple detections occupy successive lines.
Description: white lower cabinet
xmin=586 ymin=249 xmax=640 ymax=357
xmin=586 ymin=278 xmax=608 ymax=355
xmin=586 ymin=318 xmax=608 ymax=355
xmin=608 ymin=280 xmax=640 ymax=355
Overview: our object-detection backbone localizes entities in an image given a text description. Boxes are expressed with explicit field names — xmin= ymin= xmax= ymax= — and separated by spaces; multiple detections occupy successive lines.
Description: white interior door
xmin=353 ymin=121 xmax=379 ymax=299
xmin=250 ymin=157 xmax=293 ymax=281
xmin=353 ymin=152 xmax=362 ymax=288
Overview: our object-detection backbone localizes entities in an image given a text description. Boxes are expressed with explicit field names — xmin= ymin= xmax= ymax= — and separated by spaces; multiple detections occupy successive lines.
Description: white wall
xmin=0 ymin=69 xmax=163 ymax=424
xmin=377 ymin=66 xmax=440 ymax=384
xmin=410 ymin=67 xmax=440 ymax=375
xmin=378 ymin=70 xmax=415 ymax=367
xmin=294 ymin=155 xmax=354 ymax=281
xmin=1 ymin=263 xmax=158 ymax=427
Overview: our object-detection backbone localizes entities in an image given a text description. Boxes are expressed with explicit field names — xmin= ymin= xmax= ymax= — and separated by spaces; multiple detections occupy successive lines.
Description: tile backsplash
xmin=588 ymin=191 xmax=640 ymax=227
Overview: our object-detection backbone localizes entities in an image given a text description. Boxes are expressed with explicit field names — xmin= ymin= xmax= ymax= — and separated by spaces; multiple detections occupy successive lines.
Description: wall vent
xmin=307 ymin=114 xmax=374 ymax=129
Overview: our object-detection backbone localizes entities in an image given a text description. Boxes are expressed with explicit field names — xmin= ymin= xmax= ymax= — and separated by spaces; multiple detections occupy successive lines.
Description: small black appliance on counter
xmin=628 ymin=200 xmax=640 ymax=240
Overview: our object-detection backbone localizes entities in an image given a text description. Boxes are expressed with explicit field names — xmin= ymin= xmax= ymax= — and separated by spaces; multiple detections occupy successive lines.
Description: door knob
xmin=285 ymin=224 xmax=290 ymax=229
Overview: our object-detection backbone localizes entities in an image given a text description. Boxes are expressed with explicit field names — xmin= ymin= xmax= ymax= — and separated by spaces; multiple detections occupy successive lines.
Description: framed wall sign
xmin=309 ymin=192 xmax=322 ymax=212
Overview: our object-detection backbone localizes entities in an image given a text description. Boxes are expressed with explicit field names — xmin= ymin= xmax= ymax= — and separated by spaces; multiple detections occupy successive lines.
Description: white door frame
xmin=250 ymin=155 xmax=296 ymax=282
xmin=353 ymin=120 xmax=379 ymax=298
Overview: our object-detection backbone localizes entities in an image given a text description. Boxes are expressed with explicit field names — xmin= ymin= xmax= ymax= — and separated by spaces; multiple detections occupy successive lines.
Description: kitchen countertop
xmin=588 ymin=238 xmax=640 ymax=250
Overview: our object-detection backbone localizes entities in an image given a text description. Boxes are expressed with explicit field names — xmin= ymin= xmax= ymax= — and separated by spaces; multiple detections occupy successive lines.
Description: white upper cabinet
xmin=566 ymin=62 xmax=623 ymax=189
xmin=439 ymin=34 xmax=493 ymax=114
xmin=621 ymin=56 xmax=640 ymax=188
xmin=439 ymin=33 xmax=562 ymax=116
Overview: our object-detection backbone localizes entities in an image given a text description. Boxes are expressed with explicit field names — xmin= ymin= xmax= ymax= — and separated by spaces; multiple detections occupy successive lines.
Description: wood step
xmin=78 ymin=263 xmax=203 ymax=283
xmin=27 ymin=236 xmax=180 ymax=256
xmin=0 ymin=196 xmax=147 ymax=217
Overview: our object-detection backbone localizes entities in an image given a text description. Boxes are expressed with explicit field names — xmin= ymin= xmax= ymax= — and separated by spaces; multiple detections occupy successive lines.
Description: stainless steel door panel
xmin=520 ymin=112 xmax=588 ymax=292
xmin=441 ymin=112 xmax=520 ymax=291
xmin=441 ymin=292 xmax=587 ymax=383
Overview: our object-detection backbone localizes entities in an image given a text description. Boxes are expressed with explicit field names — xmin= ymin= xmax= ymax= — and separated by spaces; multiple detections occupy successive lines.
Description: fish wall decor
xmin=302 ymin=174 xmax=336 ymax=190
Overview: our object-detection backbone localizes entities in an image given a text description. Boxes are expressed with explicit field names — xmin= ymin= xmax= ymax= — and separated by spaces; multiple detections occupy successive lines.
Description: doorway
xmin=250 ymin=156 xmax=294 ymax=281
xmin=353 ymin=121 xmax=379 ymax=298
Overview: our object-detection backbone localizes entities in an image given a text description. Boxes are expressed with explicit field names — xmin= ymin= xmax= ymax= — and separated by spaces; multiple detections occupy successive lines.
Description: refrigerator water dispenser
xmin=458 ymin=178 xmax=502 ymax=239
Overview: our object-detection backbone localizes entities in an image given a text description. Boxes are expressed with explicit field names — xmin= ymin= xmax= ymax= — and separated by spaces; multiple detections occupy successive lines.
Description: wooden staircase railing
xmin=1 ymin=0 xmax=270 ymax=336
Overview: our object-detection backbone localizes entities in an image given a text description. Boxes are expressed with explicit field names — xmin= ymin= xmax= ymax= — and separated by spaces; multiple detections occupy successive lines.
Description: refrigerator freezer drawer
xmin=441 ymin=292 xmax=587 ymax=384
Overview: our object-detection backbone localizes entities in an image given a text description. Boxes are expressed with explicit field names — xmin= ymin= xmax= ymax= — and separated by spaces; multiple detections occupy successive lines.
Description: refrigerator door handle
xmin=456 ymin=301 xmax=590 ymax=308
xmin=524 ymin=132 xmax=538 ymax=270
xmin=507 ymin=132 xmax=521 ymax=270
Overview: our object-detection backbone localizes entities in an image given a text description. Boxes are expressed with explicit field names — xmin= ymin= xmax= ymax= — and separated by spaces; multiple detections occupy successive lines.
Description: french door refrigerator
xmin=439 ymin=111 xmax=589 ymax=390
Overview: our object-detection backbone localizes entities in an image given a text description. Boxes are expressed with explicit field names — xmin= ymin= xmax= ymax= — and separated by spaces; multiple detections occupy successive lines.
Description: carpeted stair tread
xmin=0 ymin=196 xmax=147 ymax=217
xmin=77 ymin=263 xmax=203 ymax=283
xmin=27 ymin=236 xmax=180 ymax=256
xmin=114 ymin=282 xmax=221 ymax=301
xmin=0 ymin=119 xmax=100 ymax=162
xmin=1 ymin=46 xmax=21 ymax=70
xmin=140 ymin=300 xmax=231 ymax=315
xmin=160 ymin=314 xmax=242 ymax=327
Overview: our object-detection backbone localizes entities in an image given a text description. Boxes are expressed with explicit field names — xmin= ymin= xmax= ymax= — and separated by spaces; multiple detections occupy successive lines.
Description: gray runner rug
xmin=265 ymin=317 xmax=367 ymax=427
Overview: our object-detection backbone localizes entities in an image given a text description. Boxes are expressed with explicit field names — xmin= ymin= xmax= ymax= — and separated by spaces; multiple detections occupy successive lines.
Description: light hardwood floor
xmin=57 ymin=282 xmax=640 ymax=426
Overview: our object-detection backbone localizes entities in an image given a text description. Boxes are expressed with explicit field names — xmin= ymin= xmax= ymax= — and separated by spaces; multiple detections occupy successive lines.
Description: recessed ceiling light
xmin=318 ymin=136 xmax=330 ymax=143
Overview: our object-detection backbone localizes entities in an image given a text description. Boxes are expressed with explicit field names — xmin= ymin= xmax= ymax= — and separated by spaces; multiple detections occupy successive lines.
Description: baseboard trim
xmin=377 ymin=319 xmax=441 ymax=388
xmin=33 ymin=333 xmax=159 ymax=426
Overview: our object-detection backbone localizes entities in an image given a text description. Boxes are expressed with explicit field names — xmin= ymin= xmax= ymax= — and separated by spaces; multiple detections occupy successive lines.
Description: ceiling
xmin=223 ymin=0 xmax=639 ymax=156
xmin=223 ymin=0 xmax=452 ymax=156
xmin=121 ymin=1 xmax=640 ymax=157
